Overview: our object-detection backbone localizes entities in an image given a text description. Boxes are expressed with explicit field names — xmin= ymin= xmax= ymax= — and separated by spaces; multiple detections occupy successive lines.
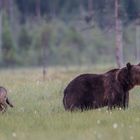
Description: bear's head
xmin=116 ymin=62 xmax=140 ymax=91
xmin=127 ymin=62 xmax=140 ymax=85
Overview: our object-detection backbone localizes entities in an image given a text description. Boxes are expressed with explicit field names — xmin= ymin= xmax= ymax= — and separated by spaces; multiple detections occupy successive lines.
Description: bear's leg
xmin=107 ymin=93 xmax=111 ymax=110
xmin=0 ymin=104 xmax=3 ymax=111
xmin=125 ymin=92 xmax=129 ymax=108
xmin=108 ymin=92 xmax=115 ymax=110
xmin=122 ymin=91 xmax=129 ymax=109
xmin=122 ymin=92 xmax=126 ymax=109
xmin=70 ymin=103 xmax=84 ymax=112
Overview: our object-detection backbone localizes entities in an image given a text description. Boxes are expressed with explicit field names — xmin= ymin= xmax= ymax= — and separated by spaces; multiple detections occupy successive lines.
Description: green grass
xmin=0 ymin=66 xmax=140 ymax=140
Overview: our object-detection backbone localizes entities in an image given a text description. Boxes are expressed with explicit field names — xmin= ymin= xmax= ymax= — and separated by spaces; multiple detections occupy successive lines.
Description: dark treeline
xmin=15 ymin=0 xmax=140 ymax=25
xmin=0 ymin=0 xmax=139 ymax=67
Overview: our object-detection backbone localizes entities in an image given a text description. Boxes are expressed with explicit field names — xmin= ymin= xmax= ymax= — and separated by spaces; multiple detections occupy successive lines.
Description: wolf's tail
xmin=6 ymin=98 xmax=14 ymax=107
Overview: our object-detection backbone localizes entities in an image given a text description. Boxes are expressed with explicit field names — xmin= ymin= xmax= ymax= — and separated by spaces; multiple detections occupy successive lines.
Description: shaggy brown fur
xmin=0 ymin=87 xmax=13 ymax=113
xmin=63 ymin=63 xmax=140 ymax=111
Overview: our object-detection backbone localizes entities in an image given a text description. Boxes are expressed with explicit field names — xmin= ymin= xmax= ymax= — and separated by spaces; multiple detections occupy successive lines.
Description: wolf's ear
xmin=126 ymin=62 xmax=132 ymax=70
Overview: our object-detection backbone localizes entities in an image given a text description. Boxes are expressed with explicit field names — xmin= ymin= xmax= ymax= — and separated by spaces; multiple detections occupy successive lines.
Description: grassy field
xmin=0 ymin=66 xmax=140 ymax=140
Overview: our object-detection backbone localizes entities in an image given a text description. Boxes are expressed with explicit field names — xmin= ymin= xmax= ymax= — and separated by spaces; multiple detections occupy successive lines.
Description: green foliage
xmin=0 ymin=16 xmax=138 ymax=66
xmin=18 ymin=25 xmax=32 ymax=50
xmin=1 ymin=14 xmax=17 ymax=65
xmin=0 ymin=0 xmax=139 ymax=66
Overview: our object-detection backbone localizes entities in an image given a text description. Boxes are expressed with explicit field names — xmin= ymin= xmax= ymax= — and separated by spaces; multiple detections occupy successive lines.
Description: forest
xmin=0 ymin=0 xmax=140 ymax=67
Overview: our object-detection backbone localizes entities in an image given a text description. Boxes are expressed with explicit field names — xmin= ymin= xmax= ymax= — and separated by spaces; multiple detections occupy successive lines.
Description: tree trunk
xmin=0 ymin=0 xmax=2 ymax=62
xmin=8 ymin=0 xmax=17 ymax=44
xmin=136 ymin=22 xmax=140 ymax=62
xmin=3 ymin=0 xmax=8 ymax=14
xmin=42 ymin=30 xmax=50 ymax=81
xmin=36 ymin=0 xmax=41 ymax=20
xmin=88 ymin=0 xmax=93 ymax=16
xmin=42 ymin=43 xmax=47 ymax=81
xmin=115 ymin=0 xmax=123 ymax=68
xmin=50 ymin=2 xmax=56 ymax=18
xmin=79 ymin=0 xmax=84 ymax=16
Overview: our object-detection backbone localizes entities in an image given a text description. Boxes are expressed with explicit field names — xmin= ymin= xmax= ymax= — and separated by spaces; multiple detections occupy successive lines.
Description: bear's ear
xmin=126 ymin=62 xmax=132 ymax=70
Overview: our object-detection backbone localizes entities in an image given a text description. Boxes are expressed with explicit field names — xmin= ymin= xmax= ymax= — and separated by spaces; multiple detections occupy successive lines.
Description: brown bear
xmin=0 ymin=87 xmax=13 ymax=113
xmin=63 ymin=62 xmax=140 ymax=111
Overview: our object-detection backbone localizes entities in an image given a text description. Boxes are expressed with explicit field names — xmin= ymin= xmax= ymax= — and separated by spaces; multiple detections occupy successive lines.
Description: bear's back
xmin=64 ymin=73 xmax=104 ymax=95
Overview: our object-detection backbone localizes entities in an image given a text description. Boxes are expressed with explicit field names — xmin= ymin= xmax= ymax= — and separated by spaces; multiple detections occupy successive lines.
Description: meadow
xmin=0 ymin=66 xmax=140 ymax=140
